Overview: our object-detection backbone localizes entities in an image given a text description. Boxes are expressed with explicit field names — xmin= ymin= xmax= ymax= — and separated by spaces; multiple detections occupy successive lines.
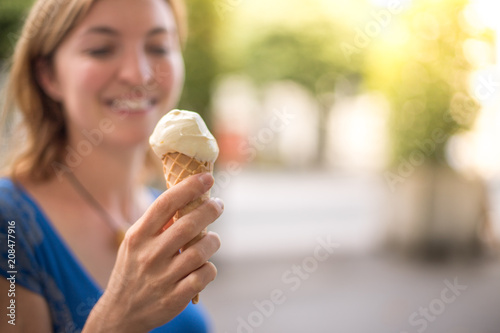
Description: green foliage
xmin=0 ymin=0 xmax=32 ymax=61
xmin=177 ymin=0 xmax=220 ymax=124
xmin=229 ymin=20 xmax=364 ymax=97
xmin=243 ymin=24 xmax=359 ymax=95
xmin=366 ymin=0 xmax=492 ymax=164
xmin=4 ymin=0 xmax=485 ymax=167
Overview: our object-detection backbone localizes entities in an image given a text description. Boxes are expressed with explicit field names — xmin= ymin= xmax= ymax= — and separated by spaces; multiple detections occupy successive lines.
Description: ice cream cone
xmin=150 ymin=110 xmax=219 ymax=305
xmin=163 ymin=152 xmax=213 ymax=304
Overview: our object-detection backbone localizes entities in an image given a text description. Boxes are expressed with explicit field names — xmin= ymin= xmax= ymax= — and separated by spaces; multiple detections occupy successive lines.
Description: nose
xmin=118 ymin=47 xmax=154 ymax=87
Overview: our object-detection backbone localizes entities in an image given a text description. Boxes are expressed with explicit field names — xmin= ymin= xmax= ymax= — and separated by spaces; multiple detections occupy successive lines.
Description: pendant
xmin=115 ymin=228 xmax=127 ymax=248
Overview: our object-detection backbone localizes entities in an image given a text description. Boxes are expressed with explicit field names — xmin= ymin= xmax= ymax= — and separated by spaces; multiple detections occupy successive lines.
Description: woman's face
xmin=43 ymin=0 xmax=185 ymax=148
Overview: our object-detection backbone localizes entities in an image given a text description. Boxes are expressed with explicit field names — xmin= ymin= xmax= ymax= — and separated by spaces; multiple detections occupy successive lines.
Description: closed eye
xmin=147 ymin=46 xmax=170 ymax=56
xmin=87 ymin=47 xmax=114 ymax=58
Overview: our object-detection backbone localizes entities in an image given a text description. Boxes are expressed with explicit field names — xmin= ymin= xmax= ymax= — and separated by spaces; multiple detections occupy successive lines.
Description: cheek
xmin=56 ymin=58 xmax=115 ymax=128
xmin=171 ymin=54 xmax=185 ymax=85
xmin=156 ymin=55 xmax=185 ymax=100
xmin=57 ymin=57 xmax=113 ymax=105
xmin=71 ymin=61 xmax=113 ymax=97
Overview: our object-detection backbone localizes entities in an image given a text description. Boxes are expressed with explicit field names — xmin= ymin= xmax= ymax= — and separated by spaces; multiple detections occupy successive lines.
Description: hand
xmin=83 ymin=173 xmax=223 ymax=332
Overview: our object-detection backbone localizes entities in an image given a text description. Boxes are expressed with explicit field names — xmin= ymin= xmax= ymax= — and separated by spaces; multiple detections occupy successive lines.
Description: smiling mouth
xmin=107 ymin=98 xmax=158 ymax=113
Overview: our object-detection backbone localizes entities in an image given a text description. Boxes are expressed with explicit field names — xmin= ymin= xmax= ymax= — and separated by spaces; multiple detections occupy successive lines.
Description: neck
xmin=60 ymin=138 xmax=149 ymax=223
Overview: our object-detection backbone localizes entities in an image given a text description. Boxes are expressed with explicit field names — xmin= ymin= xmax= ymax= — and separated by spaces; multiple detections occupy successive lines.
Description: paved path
xmin=203 ymin=254 xmax=500 ymax=333
xmin=202 ymin=170 xmax=500 ymax=333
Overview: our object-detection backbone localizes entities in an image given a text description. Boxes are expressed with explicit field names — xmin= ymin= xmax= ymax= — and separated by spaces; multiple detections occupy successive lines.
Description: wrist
xmin=82 ymin=293 xmax=143 ymax=333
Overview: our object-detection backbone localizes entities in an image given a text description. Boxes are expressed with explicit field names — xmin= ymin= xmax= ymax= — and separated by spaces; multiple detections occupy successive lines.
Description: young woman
xmin=0 ymin=0 xmax=223 ymax=331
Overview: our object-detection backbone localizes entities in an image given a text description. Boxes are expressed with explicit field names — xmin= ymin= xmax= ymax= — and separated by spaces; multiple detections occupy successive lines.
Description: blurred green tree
xmin=366 ymin=0 xmax=496 ymax=261
xmin=0 ymin=0 xmax=32 ymax=63
xmin=220 ymin=19 xmax=366 ymax=165
xmin=242 ymin=23 xmax=362 ymax=96
xmin=178 ymin=0 xmax=220 ymax=124
xmin=366 ymin=0 xmax=493 ymax=166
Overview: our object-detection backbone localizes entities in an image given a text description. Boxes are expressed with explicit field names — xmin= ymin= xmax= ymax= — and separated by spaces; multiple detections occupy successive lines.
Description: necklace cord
xmin=64 ymin=171 xmax=120 ymax=234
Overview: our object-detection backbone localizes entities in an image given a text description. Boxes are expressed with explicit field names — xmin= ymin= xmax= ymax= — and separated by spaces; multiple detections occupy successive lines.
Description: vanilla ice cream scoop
xmin=149 ymin=109 xmax=219 ymax=162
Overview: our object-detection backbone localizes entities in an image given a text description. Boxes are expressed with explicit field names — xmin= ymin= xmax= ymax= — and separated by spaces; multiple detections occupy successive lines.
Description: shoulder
xmin=0 ymin=177 xmax=44 ymax=248
xmin=0 ymin=178 xmax=46 ymax=294
xmin=0 ymin=177 xmax=20 ymax=201
xmin=0 ymin=178 xmax=27 ymax=221
xmin=0 ymin=178 xmax=36 ymax=221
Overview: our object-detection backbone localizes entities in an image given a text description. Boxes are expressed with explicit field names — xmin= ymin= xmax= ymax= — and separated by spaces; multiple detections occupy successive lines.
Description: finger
xmin=175 ymin=261 xmax=218 ymax=302
xmin=161 ymin=198 xmax=223 ymax=253
xmin=169 ymin=231 xmax=221 ymax=281
xmin=136 ymin=173 xmax=214 ymax=236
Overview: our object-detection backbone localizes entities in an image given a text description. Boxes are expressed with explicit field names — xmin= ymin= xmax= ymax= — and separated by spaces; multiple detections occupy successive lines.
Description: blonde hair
xmin=1 ymin=0 xmax=186 ymax=182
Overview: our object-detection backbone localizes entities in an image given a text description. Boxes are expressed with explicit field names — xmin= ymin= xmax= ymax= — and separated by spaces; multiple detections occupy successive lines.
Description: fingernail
xmin=199 ymin=173 xmax=214 ymax=186
xmin=213 ymin=197 xmax=224 ymax=210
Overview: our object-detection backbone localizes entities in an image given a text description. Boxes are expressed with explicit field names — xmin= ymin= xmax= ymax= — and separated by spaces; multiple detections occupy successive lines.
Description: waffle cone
xmin=162 ymin=152 xmax=213 ymax=304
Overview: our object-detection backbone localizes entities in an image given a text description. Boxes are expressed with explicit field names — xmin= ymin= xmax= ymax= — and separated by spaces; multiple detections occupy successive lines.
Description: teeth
xmin=112 ymin=99 xmax=152 ymax=111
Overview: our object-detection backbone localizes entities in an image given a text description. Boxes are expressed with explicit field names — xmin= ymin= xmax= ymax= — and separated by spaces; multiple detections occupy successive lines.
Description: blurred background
xmin=2 ymin=0 xmax=500 ymax=332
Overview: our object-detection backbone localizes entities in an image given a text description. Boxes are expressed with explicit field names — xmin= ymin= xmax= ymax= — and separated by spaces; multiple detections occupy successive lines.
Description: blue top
xmin=0 ymin=178 xmax=210 ymax=333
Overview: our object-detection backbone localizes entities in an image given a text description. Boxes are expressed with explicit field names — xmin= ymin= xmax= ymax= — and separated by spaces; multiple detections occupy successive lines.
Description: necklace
xmin=64 ymin=171 xmax=129 ymax=249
